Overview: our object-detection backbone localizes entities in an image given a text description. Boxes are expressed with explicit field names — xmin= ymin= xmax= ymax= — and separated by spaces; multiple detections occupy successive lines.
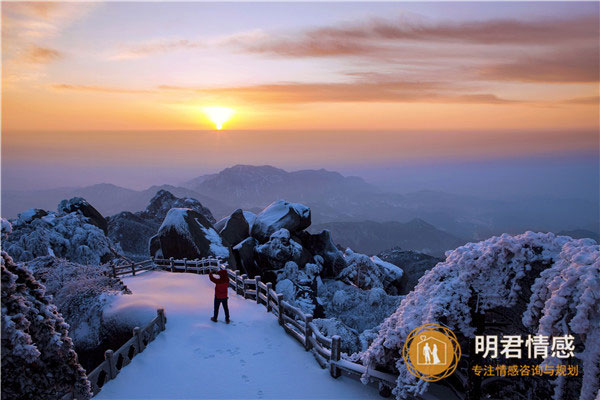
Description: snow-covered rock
xmin=3 ymin=206 xmax=119 ymax=265
xmin=251 ymin=200 xmax=311 ymax=243
xmin=215 ymin=210 xmax=256 ymax=232
xmin=233 ymin=237 xmax=260 ymax=276
xmin=337 ymin=249 xmax=404 ymax=295
xmin=217 ymin=209 xmax=250 ymax=247
xmin=1 ymin=251 xmax=92 ymax=399
xmin=150 ymin=208 xmax=229 ymax=260
xmin=377 ymin=247 xmax=441 ymax=294
xmin=108 ymin=189 xmax=216 ymax=259
xmin=58 ymin=197 xmax=108 ymax=234
xmin=255 ymin=228 xmax=304 ymax=272
xmin=1 ymin=217 xmax=12 ymax=239
xmin=294 ymin=230 xmax=346 ymax=277
xmin=140 ymin=189 xmax=215 ymax=224
xmin=362 ymin=232 xmax=599 ymax=400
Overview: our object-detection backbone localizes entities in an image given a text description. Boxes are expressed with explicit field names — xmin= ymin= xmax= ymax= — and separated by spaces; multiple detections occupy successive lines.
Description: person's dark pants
xmin=213 ymin=297 xmax=230 ymax=320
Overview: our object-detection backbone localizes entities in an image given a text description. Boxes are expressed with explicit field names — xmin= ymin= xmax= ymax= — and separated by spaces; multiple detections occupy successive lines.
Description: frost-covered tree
xmin=4 ymin=209 xmax=120 ymax=265
xmin=361 ymin=232 xmax=598 ymax=400
xmin=1 ymin=251 xmax=91 ymax=400
xmin=27 ymin=256 xmax=130 ymax=352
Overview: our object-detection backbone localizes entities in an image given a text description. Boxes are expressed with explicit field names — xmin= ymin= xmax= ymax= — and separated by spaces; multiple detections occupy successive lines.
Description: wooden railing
xmin=110 ymin=259 xmax=156 ymax=277
xmin=153 ymin=257 xmax=396 ymax=395
xmin=61 ymin=309 xmax=167 ymax=399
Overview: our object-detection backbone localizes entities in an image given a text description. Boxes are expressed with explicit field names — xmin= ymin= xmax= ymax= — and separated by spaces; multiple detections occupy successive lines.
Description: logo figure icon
xmin=402 ymin=323 xmax=461 ymax=382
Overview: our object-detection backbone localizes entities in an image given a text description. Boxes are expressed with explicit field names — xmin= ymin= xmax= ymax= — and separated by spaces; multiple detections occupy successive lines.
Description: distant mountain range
xmin=310 ymin=219 xmax=466 ymax=257
xmin=2 ymin=165 xmax=598 ymax=243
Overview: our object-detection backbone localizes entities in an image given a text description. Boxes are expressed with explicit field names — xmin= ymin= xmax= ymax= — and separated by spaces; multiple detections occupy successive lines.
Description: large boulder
xmin=107 ymin=190 xmax=216 ymax=259
xmin=255 ymin=228 xmax=304 ymax=272
xmin=58 ymin=197 xmax=108 ymax=234
xmin=107 ymin=212 xmax=160 ymax=258
xmin=376 ymin=247 xmax=441 ymax=294
xmin=214 ymin=210 xmax=256 ymax=232
xmin=217 ymin=209 xmax=250 ymax=247
xmin=294 ymin=230 xmax=346 ymax=277
xmin=233 ymin=237 xmax=260 ymax=276
xmin=141 ymin=189 xmax=215 ymax=224
xmin=336 ymin=249 xmax=404 ymax=295
xmin=251 ymin=200 xmax=311 ymax=243
xmin=150 ymin=208 xmax=228 ymax=260
xmin=4 ymin=207 xmax=119 ymax=265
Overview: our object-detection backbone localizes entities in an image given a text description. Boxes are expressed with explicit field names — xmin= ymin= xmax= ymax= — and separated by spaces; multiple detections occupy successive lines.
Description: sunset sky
xmin=1 ymin=1 xmax=598 ymax=196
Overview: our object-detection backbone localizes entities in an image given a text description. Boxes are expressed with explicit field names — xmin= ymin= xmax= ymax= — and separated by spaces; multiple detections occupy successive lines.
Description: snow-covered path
xmin=96 ymin=271 xmax=380 ymax=399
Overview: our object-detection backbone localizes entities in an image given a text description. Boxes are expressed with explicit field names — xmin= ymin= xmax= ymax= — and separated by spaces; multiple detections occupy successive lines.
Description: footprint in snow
xmin=252 ymin=351 xmax=264 ymax=356
xmin=241 ymin=374 xmax=250 ymax=383
xmin=203 ymin=354 xmax=215 ymax=359
xmin=240 ymin=359 xmax=247 ymax=366
xmin=257 ymin=390 xmax=264 ymax=399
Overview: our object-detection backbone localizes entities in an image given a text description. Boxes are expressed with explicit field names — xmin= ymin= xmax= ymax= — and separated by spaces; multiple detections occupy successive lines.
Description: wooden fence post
xmin=133 ymin=327 xmax=144 ymax=353
xmin=304 ymin=314 xmax=313 ymax=351
xmin=266 ymin=283 xmax=273 ymax=312
xmin=157 ymin=308 xmax=166 ymax=331
xmin=169 ymin=257 xmax=174 ymax=272
xmin=131 ymin=262 xmax=136 ymax=276
xmin=111 ymin=262 xmax=117 ymax=278
xmin=330 ymin=335 xmax=341 ymax=378
xmin=241 ymin=274 xmax=248 ymax=298
xmin=277 ymin=294 xmax=284 ymax=326
xmin=196 ymin=259 xmax=200 ymax=274
xmin=235 ymin=271 xmax=240 ymax=295
xmin=255 ymin=276 xmax=261 ymax=304
xmin=105 ymin=349 xmax=116 ymax=379
xmin=183 ymin=258 xmax=188 ymax=273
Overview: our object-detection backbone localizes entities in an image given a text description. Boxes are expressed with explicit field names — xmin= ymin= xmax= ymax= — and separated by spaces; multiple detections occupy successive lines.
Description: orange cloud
xmin=19 ymin=45 xmax=63 ymax=64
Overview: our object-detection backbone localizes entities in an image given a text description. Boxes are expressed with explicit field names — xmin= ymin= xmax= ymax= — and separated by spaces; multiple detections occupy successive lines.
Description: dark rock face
xmin=107 ymin=190 xmax=216 ymax=258
xmin=294 ymin=230 xmax=346 ymax=278
xmin=233 ymin=237 xmax=259 ymax=276
xmin=150 ymin=208 xmax=229 ymax=260
xmin=58 ymin=197 xmax=108 ymax=234
xmin=16 ymin=208 xmax=48 ymax=224
xmin=141 ymin=189 xmax=215 ymax=224
xmin=219 ymin=209 xmax=250 ymax=247
xmin=251 ymin=200 xmax=311 ymax=243
xmin=107 ymin=212 xmax=160 ymax=257
xmin=376 ymin=247 xmax=442 ymax=294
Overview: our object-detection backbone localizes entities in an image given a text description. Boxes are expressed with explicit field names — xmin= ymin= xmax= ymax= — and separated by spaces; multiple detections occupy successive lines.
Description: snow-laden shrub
xmin=313 ymin=318 xmax=361 ymax=354
xmin=319 ymin=279 xmax=402 ymax=333
xmin=26 ymin=257 xmax=129 ymax=350
xmin=338 ymin=249 xmax=404 ymax=295
xmin=4 ymin=211 xmax=118 ymax=265
xmin=362 ymin=232 xmax=598 ymax=400
xmin=1 ymin=251 xmax=91 ymax=400
xmin=522 ymin=239 xmax=599 ymax=400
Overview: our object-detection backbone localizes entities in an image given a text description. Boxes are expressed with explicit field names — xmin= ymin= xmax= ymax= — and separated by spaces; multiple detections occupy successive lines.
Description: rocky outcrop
xmin=294 ymin=230 xmax=346 ymax=278
xmin=376 ymin=247 xmax=441 ymax=294
xmin=336 ymin=249 xmax=404 ymax=295
xmin=58 ymin=197 xmax=108 ymax=234
xmin=233 ymin=237 xmax=259 ymax=276
xmin=107 ymin=190 xmax=216 ymax=258
xmin=4 ymin=202 xmax=120 ymax=265
xmin=251 ymin=200 xmax=311 ymax=243
xmin=149 ymin=208 xmax=228 ymax=260
xmin=218 ymin=209 xmax=250 ymax=247
xmin=140 ymin=189 xmax=215 ymax=224
xmin=255 ymin=229 xmax=304 ymax=272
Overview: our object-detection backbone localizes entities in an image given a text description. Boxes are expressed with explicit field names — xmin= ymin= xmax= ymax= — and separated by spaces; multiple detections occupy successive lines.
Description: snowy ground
xmin=96 ymin=271 xmax=381 ymax=399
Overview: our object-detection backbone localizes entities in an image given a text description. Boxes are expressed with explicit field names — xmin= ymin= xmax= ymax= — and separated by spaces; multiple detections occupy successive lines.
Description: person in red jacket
xmin=209 ymin=267 xmax=230 ymax=323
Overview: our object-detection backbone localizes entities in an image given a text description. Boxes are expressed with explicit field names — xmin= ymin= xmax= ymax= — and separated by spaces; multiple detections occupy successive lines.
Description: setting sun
xmin=203 ymin=107 xmax=235 ymax=130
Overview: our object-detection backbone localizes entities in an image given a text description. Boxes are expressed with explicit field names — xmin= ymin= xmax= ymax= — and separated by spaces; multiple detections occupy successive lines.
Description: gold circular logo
xmin=402 ymin=323 xmax=461 ymax=382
